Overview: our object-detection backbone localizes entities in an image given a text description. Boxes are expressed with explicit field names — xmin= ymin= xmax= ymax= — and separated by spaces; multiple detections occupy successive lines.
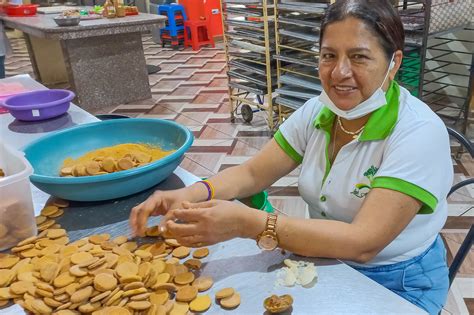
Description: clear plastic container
xmin=0 ymin=142 xmax=36 ymax=251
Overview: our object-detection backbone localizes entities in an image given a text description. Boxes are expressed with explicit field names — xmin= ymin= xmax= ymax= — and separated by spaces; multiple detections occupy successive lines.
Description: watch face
xmin=258 ymin=235 xmax=278 ymax=251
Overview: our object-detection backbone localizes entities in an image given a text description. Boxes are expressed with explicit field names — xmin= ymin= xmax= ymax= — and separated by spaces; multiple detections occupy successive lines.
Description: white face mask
xmin=318 ymin=54 xmax=395 ymax=120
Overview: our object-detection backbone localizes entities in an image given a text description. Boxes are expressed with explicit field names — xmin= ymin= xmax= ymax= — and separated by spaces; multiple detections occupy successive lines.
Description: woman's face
xmin=319 ymin=17 xmax=394 ymax=111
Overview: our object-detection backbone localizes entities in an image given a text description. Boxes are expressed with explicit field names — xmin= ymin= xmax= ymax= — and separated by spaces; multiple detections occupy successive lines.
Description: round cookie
xmin=220 ymin=292 xmax=241 ymax=309
xmin=189 ymin=295 xmax=212 ymax=312
xmin=215 ymin=287 xmax=235 ymax=299
xmin=192 ymin=276 xmax=213 ymax=292
xmin=193 ymin=247 xmax=209 ymax=259
xmin=94 ymin=273 xmax=117 ymax=292
xmin=175 ymin=285 xmax=198 ymax=303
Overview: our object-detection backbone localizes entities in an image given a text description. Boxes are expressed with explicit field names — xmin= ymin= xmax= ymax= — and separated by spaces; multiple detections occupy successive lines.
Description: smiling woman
xmin=318 ymin=1 xmax=404 ymax=121
xmin=129 ymin=1 xmax=453 ymax=314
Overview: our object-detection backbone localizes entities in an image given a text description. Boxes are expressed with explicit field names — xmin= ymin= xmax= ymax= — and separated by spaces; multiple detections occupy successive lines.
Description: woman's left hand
xmin=160 ymin=200 xmax=250 ymax=247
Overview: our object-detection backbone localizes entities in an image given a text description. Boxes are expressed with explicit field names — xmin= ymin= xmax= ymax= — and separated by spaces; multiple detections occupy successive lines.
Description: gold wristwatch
xmin=257 ymin=213 xmax=279 ymax=251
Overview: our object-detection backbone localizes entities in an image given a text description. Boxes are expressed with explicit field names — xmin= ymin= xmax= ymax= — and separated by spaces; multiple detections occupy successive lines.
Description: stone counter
xmin=1 ymin=13 xmax=166 ymax=110
xmin=1 ymin=13 xmax=166 ymax=40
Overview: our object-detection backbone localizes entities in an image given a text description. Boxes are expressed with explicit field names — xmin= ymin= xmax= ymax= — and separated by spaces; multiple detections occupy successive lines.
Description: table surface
xmin=0 ymin=12 xmax=166 ymax=39
xmin=0 ymin=75 xmax=426 ymax=314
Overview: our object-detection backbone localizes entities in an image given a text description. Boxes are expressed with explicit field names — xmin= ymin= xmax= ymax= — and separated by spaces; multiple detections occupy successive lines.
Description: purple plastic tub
xmin=2 ymin=89 xmax=75 ymax=121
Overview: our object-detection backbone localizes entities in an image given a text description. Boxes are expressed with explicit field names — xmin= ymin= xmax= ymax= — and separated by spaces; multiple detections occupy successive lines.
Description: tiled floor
xmin=4 ymin=32 xmax=473 ymax=314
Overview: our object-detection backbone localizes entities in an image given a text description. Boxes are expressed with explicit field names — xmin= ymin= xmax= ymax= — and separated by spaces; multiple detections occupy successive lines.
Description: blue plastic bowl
xmin=23 ymin=118 xmax=194 ymax=201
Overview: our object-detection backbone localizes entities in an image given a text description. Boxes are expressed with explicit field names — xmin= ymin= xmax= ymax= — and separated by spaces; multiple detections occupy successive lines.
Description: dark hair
xmin=319 ymin=0 xmax=405 ymax=60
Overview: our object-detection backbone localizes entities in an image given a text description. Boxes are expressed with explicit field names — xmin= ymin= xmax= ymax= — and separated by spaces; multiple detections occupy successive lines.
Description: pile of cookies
xmin=0 ymin=199 xmax=42 ymax=252
xmin=60 ymin=154 xmax=148 ymax=177
xmin=59 ymin=143 xmax=174 ymax=178
xmin=36 ymin=199 xmax=70 ymax=233
xmin=0 ymin=203 xmax=242 ymax=314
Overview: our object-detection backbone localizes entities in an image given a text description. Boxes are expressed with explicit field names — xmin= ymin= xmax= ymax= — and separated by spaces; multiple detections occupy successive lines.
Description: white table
xmin=0 ymin=75 xmax=426 ymax=314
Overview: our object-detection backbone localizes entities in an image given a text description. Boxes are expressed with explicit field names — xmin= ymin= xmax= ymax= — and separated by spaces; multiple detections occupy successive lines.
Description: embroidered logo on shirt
xmin=351 ymin=165 xmax=379 ymax=198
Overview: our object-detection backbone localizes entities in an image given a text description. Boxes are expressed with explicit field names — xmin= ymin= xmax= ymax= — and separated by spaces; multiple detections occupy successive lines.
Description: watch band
xmin=256 ymin=212 xmax=279 ymax=250
xmin=266 ymin=213 xmax=278 ymax=234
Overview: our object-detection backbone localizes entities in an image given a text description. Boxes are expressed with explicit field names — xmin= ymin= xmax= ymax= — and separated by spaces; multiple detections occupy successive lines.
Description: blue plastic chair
xmin=158 ymin=4 xmax=187 ymax=37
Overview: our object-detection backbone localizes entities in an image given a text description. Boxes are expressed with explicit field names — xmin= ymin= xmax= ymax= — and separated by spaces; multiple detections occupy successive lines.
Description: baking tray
xmin=224 ymin=0 xmax=263 ymax=4
xmin=276 ymin=86 xmax=317 ymax=100
xmin=229 ymin=59 xmax=268 ymax=75
xmin=229 ymin=51 xmax=267 ymax=62
xmin=278 ymin=39 xmax=319 ymax=52
xmin=280 ymin=64 xmax=318 ymax=78
xmin=276 ymin=95 xmax=307 ymax=110
xmin=226 ymin=32 xmax=266 ymax=45
xmin=229 ymin=81 xmax=266 ymax=95
xmin=230 ymin=39 xmax=271 ymax=53
xmin=278 ymin=3 xmax=327 ymax=15
xmin=274 ymin=52 xmax=318 ymax=67
xmin=226 ymin=30 xmax=274 ymax=45
xmin=225 ymin=6 xmax=273 ymax=17
xmin=226 ymin=19 xmax=265 ymax=30
xmin=278 ymin=15 xmax=322 ymax=28
xmin=279 ymin=28 xmax=320 ymax=42
xmin=280 ymin=0 xmax=325 ymax=4
xmin=279 ymin=74 xmax=323 ymax=92
xmin=227 ymin=28 xmax=267 ymax=41
xmin=228 ymin=69 xmax=273 ymax=87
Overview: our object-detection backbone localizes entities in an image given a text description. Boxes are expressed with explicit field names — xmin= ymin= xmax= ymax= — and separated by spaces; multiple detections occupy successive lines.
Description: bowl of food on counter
xmin=23 ymin=118 xmax=194 ymax=201
xmin=53 ymin=9 xmax=81 ymax=26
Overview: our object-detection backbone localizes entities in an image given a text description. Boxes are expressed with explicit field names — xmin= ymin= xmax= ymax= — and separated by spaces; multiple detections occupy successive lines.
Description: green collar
xmin=313 ymin=81 xmax=400 ymax=141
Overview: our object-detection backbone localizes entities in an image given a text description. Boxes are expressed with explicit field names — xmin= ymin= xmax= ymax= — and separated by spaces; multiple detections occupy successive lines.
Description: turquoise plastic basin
xmin=23 ymin=118 xmax=194 ymax=201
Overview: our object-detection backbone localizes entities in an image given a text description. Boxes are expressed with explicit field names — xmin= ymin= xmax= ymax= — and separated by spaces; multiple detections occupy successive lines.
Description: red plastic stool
xmin=184 ymin=20 xmax=215 ymax=51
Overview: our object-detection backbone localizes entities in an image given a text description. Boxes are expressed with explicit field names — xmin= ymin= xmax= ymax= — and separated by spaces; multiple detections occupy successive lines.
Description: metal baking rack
xmin=396 ymin=0 xmax=473 ymax=133
xmin=273 ymin=0 xmax=330 ymax=123
xmin=271 ymin=0 xmax=472 ymax=133
xmin=221 ymin=0 xmax=279 ymax=130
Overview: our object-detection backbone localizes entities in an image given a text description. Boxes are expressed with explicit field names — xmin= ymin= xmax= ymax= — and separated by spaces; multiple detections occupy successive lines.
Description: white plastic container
xmin=0 ymin=142 xmax=37 ymax=251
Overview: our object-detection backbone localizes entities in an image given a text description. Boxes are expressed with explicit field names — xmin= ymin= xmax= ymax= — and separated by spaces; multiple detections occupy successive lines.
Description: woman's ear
xmin=390 ymin=50 xmax=404 ymax=80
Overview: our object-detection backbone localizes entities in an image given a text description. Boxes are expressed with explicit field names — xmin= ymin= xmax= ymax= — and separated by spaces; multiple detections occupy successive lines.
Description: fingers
xmin=157 ymin=208 xmax=179 ymax=234
xmin=171 ymin=208 xmax=206 ymax=223
xmin=136 ymin=202 xmax=156 ymax=237
xmin=130 ymin=203 xmax=146 ymax=237
xmin=166 ymin=220 xmax=200 ymax=238
xmin=129 ymin=193 xmax=163 ymax=237
xmin=161 ymin=210 xmax=210 ymax=247
xmin=158 ymin=208 xmax=200 ymax=235
xmin=167 ymin=223 xmax=209 ymax=247
xmin=161 ymin=208 xmax=179 ymax=223
xmin=183 ymin=200 xmax=217 ymax=209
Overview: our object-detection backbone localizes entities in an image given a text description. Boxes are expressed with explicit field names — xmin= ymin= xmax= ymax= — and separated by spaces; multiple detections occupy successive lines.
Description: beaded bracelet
xmin=198 ymin=180 xmax=215 ymax=201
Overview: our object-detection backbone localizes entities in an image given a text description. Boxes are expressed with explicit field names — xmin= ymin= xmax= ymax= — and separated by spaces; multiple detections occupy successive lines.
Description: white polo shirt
xmin=275 ymin=81 xmax=453 ymax=266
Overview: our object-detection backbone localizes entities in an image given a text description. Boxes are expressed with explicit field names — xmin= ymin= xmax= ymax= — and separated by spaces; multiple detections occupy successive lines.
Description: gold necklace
xmin=330 ymin=119 xmax=337 ymax=163
xmin=337 ymin=116 xmax=365 ymax=139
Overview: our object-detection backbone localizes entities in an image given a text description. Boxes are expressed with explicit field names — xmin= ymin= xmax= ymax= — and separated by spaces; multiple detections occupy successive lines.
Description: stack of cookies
xmin=0 ymin=201 xmax=243 ymax=314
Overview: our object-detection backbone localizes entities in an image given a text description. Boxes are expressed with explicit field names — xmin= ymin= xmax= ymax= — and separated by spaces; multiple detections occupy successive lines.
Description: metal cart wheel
xmin=241 ymin=104 xmax=253 ymax=123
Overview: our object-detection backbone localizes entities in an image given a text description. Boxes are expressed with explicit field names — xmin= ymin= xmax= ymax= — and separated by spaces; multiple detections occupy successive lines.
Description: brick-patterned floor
xmin=4 ymin=32 xmax=473 ymax=314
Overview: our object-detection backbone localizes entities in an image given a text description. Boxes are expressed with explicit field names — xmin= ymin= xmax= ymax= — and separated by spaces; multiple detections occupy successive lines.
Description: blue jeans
xmin=0 ymin=55 xmax=5 ymax=79
xmin=353 ymin=236 xmax=449 ymax=315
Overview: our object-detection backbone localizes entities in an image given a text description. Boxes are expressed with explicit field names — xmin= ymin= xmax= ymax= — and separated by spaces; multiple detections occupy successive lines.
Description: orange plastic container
xmin=178 ymin=0 xmax=223 ymax=38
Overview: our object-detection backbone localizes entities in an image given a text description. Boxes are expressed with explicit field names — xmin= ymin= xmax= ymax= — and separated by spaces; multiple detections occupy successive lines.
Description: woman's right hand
xmin=129 ymin=190 xmax=184 ymax=237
